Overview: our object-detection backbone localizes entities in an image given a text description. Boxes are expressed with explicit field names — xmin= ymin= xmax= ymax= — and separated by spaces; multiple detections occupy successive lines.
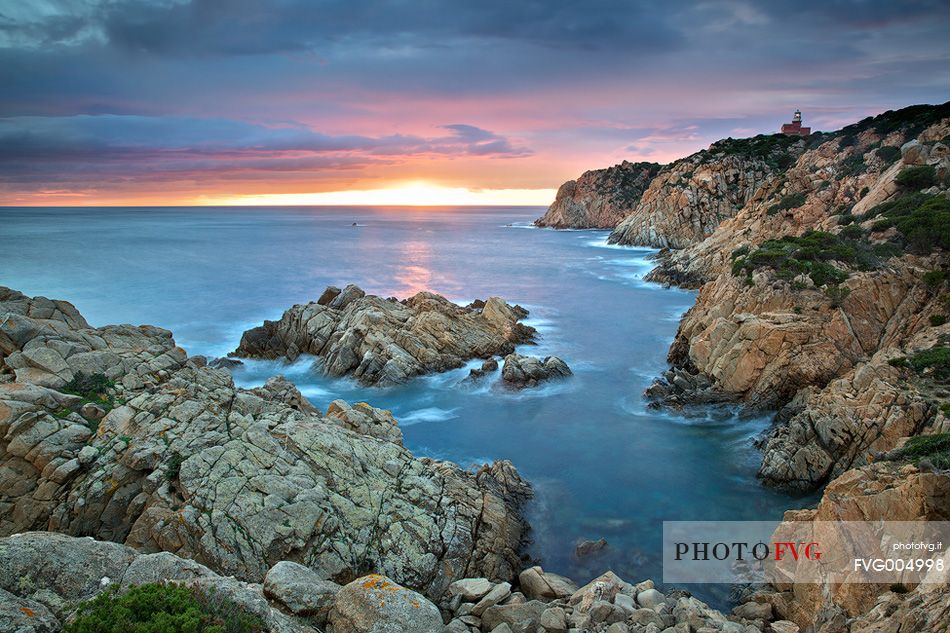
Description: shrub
xmin=166 ymin=453 xmax=185 ymax=482
xmin=767 ymin=192 xmax=807 ymax=215
xmin=709 ymin=134 xmax=802 ymax=168
xmin=63 ymin=372 xmax=114 ymax=405
xmin=825 ymin=285 xmax=851 ymax=308
xmin=876 ymin=145 xmax=901 ymax=163
xmin=839 ymin=154 xmax=865 ymax=176
xmin=894 ymin=433 xmax=950 ymax=470
xmin=894 ymin=165 xmax=937 ymax=190
xmin=930 ymin=314 xmax=947 ymax=326
xmin=840 ymin=224 xmax=864 ymax=240
xmin=731 ymin=231 xmax=868 ymax=288
xmin=923 ymin=270 xmax=947 ymax=287
xmin=906 ymin=346 xmax=950 ymax=379
xmin=63 ymin=583 xmax=265 ymax=633
xmin=867 ymin=194 xmax=950 ymax=254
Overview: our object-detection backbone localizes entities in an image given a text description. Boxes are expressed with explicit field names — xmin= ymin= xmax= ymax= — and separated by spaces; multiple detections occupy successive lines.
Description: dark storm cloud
xmin=2 ymin=0 xmax=683 ymax=55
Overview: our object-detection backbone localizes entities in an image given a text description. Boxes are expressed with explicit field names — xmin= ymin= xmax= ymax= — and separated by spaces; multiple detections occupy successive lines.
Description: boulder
xmin=481 ymin=600 xmax=547 ymax=633
xmin=570 ymin=571 xmax=628 ymax=612
xmin=539 ymin=605 xmax=568 ymax=631
xmin=500 ymin=354 xmax=572 ymax=388
xmin=518 ymin=566 xmax=577 ymax=601
xmin=328 ymin=574 xmax=442 ymax=633
xmin=472 ymin=581 xmax=511 ymax=616
xmin=0 ymin=587 xmax=60 ymax=633
xmin=637 ymin=587 xmax=666 ymax=609
xmin=263 ymin=561 xmax=340 ymax=624
xmin=447 ymin=577 xmax=494 ymax=602
xmin=734 ymin=600 xmax=773 ymax=621
xmin=574 ymin=537 xmax=608 ymax=558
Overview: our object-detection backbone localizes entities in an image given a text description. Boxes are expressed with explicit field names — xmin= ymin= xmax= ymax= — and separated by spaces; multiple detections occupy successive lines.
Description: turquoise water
xmin=0 ymin=206 xmax=810 ymax=604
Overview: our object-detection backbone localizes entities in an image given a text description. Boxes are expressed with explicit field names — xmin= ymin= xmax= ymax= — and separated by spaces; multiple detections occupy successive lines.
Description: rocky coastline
xmin=233 ymin=284 xmax=536 ymax=387
xmin=3 ymin=102 xmax=950 ymax=633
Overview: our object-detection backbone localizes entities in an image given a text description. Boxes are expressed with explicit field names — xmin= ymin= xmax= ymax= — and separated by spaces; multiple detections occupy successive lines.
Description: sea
xmin=0 ymin=205 xmax=813 ymax=606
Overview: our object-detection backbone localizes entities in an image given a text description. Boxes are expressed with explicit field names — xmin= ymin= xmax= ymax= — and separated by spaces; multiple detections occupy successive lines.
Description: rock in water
xmin=501 ymin=353 xmax=572 ymax=388
xmin=233 ymin=284 xmax=535 ymax=386
xmin=0 ymin=287 xmax=532 ymax=600
xmin=574 ymin=537 xmax=608 ymax=558
xmin=328 ymin=574 xmax=443 ymax=633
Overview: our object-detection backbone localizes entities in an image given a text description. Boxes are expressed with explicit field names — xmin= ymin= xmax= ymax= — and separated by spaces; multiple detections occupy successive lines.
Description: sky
xmin=1 ymin=0 xmax=949 ymax=206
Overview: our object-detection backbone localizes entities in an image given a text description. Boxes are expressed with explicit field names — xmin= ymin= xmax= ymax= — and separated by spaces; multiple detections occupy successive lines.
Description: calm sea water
xmin=0 ymin=206 xmax=811 ymax=604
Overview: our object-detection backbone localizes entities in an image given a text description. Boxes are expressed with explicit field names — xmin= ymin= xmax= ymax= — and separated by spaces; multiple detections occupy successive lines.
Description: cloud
xmin=0 ymin=114 xmax=531 ymax=187
xmin=1 ymin=0 xmax=949 ymax=203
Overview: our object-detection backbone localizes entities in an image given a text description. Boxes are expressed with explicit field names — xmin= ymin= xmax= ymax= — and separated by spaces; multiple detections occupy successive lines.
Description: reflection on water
xmin=0 ymin=206 xmax=815 ymax=607
xmin=395 ymin=239 xmax=436 ymax=297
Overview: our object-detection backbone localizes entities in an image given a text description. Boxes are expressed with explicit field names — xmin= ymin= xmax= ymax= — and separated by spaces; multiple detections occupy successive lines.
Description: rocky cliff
xmin=233 ymin=284 xmax=535 ymax=386
xmin=0 ymin=287 xmax=532 ymax=602
xmin=608 ymin=137 xmax=805 ymax=247
xmin=639 ymin=103 xmax=950 ymax=493
xmin=534 ymin=161 xmax=661 ymax=229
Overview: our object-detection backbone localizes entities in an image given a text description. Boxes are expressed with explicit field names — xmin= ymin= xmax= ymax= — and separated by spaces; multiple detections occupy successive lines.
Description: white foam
xmin=396 ymin=407 xmax=460 ymax=425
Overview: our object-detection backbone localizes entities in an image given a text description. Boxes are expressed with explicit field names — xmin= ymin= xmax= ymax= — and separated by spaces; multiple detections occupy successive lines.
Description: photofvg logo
xmin=663 ymin=521 xmax=950 ymax=585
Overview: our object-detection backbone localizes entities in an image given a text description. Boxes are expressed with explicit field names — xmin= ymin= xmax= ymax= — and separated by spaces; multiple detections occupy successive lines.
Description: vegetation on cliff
xmin=729 ymin=230 xmax=882 ymax=288
xmin=891 ymin=433 xmax=950 ymax=470
xmin=64 ymin=583 xmax=265 ymax=633
xmin=866 ymin=193 xmax=950 ymax=253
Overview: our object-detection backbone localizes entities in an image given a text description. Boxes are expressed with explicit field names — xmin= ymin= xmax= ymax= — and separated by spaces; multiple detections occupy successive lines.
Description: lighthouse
xmin=781 ymin=109 xmax=811 ymax=136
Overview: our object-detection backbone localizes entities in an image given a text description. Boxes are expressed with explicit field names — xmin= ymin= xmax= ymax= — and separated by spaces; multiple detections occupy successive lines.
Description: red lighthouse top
xmin=781 ymin=109 xmax=811 ymax=136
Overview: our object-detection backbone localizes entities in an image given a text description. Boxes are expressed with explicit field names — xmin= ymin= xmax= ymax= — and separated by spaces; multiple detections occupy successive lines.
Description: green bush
xmin=894 ymin=433 xmax=950 ymax=470
xmin=709 ymin=133 xmax=802 ymax=168
xmin=840 ymin=224 xmax=864 ymax=240
xmin=876 ymin=145 xmax=901 ymax=163
xmin=923 ymin=270 xmax=947 ymax=287
xmin=839 ymin=153 xmax=865 ymax=176
xmin=895 ymin=165 xmax=937 ymax=190
xmin=866 ymin=194 xmax=950 ymax=254
xmin=767 ymin=192 xmax=807 ymax=216
xmin=63 ymin=583 xmax=265 ymax=633
xmin=906 ymin=346 xmax=950 ymax=379
xmin=930 ymin=314 xmax=947 ymax=326
xmin=825 ymin=285 xmax=851 ymax=308
xmin=63 ymin=372 xmax=114 ymax=405
xmin=731 ymin=230 xmax=880 ymax=289
xmin=838 ymin=102 xmax=950 ymax=139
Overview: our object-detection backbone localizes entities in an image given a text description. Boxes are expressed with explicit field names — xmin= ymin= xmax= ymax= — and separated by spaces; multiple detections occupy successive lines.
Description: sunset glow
xmin=208 ymin=183 xmax=557 ymax=207
xmin=2 ymin=2 xmax=949 ymax=206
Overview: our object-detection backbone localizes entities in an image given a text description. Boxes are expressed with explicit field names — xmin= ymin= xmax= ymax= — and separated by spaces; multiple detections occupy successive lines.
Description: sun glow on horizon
xmin=204 ymin=182 xmax=556 ymax=207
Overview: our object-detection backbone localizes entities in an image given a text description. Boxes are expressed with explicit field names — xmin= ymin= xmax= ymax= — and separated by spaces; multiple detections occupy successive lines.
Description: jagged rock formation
xmin=748 ymin=461 xmax=950 ymax=632
xmin=535 ymin=161 xmax=662 ymax=229
xmin=500 ymin=353 xmax=572 ymax=388
xmin=640 ymin=103 xmax=950 ymax=492
xmin=233 ymin=284 xmax=535 ymax=386
xmin=608 ymin=138 xmax=805 ymax=248
xmin=0 ymin=286 xmax=532 ymax=601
